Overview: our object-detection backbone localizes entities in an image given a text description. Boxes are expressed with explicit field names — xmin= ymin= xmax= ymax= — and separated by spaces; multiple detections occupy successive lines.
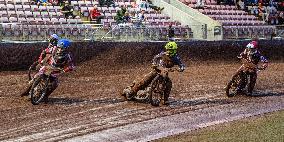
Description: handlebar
xmin=152 ymin=65 xmax=181 ymax=73
xmin=44 ymin=66 xmax=64 ymax=76
xmin=238 ymin=56 xmax=267 ymax=72
xmin=257 ymin=67 xmax=266 ymax=71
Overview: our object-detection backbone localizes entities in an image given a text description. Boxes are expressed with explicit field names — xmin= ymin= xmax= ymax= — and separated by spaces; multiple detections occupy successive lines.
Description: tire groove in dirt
xmin=0 ymin=63 xmax=283 ymax=141
xmin=64 ymin=96 xmax=284 ymax=142
xmin=2 ymin=96 xmax=226 ymax=141
xmin=1 ymin=103 xmax=158 ymax=140
xmin=0 ymin=89 xmax=276 ymax=140
xmin=5 ymin=99 xmax=227 ymax=142
xmin=0 ymin=102 xmax=125 ymax=138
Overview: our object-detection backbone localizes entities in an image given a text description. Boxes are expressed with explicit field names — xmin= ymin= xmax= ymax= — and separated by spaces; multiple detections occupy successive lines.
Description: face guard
xmin=166 ymin=49 xmax=177 ymax=57
xmin=247 ymin=43 xmax=257 ymax=55
xmin=48 ymin=34 xmax=59 ymax=46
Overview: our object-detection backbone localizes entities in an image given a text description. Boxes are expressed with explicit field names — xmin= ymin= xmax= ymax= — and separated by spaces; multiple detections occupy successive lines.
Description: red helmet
xmin=246 ymin=41 xmax=258 ymax=49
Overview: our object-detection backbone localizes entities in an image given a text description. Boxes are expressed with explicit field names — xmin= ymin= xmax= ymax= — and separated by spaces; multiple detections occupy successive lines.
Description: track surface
xmin=0 ymin=60 xmax=283 ymax=141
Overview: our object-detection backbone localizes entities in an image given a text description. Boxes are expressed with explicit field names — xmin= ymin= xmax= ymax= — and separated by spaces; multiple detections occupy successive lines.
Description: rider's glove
xmin=40 ymin=60 xmax=44 ymax=65
xmin=179 ymin=66 xmax=185 ymax=72
xmin=259 ymin=64 xmax=267 ymax=70
xmin=263 ymin=63 xmax=268 ymax=69
xmin=60 ymin=69 xmax=66 ymax=73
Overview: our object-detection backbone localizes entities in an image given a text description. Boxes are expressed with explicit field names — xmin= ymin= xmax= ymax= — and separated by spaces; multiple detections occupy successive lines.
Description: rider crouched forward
xmin=21 ymin=39 xmax=75 ymax=101
xmin=122 ymin=41 xmax=185 ymax=104
xmin=36 ymin=34 xmax=60 ymax=69
xmin=233 ymin=40 xmax=268 ymax=95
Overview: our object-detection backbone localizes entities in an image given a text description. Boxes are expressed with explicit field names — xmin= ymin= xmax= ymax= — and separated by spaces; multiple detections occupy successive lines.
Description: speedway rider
xmin=122 ymin=41 xmax=185 ymax=105
xmin=21 ymin=39 xmax=75 ymax=100
xmin=234 ymin=40 xmax=268 ymax=95
xmin=37 ymin=34 xmax=59 ymax=68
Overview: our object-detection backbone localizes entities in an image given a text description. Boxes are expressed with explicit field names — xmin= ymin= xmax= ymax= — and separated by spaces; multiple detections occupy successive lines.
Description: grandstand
xmin=0 ymin=0 xmax=282 ymax=41
xmin=182 ymin=0 xmax=276 ymax=39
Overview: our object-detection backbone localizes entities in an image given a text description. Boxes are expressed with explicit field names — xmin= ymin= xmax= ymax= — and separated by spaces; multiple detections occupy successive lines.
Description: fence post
xmin=0 ymin=24 xmax=3 ymax=42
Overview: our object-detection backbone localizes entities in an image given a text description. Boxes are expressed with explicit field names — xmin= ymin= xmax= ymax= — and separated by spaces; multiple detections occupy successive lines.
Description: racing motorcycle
xmin=225 ymin=57 xmax=264 ymax=97
xmin=28 ymin=62 xmax=62 ymax=105
xmin=123 ymin=67 xmax=178 ymax=106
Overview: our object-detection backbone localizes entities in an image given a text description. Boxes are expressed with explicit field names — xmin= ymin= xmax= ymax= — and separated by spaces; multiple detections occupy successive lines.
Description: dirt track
xmin=0 ymin=56 xmax=283 ymax=141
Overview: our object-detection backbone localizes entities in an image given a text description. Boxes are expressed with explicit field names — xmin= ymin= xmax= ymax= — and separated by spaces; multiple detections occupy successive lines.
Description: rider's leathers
xmin=233 ymin=48 xmax=268 ymax=94
xmin=129 ymin=51 xmax=185 ymax=101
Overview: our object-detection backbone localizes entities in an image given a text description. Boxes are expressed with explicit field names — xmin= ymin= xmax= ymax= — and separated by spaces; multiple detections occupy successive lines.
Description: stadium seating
xmin=179 ymin=0 xmax=276 ymax=39
xmin=0 ymin=0 xmax=192 ymax=41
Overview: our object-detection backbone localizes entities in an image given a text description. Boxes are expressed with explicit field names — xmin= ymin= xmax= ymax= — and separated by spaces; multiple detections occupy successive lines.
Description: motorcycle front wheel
xmin=30 ymin=75 xmax=49 ymax=105
xmin=149 ymin=75 xmax=166 ymax=106
xmin=225 ymin=72 xmax=245 ymax=97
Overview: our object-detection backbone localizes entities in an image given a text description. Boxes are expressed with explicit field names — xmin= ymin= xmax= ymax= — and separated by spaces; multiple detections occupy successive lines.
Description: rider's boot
xmin=122 ymin=87 xmax=135 ymax=101
xmin=125 ymin=90 xmax=135 ymax=101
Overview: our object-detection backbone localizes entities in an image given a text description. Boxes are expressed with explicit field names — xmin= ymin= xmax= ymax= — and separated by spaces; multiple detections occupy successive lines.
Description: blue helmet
xmin=57 ymin=39 xmax=71 ymax=49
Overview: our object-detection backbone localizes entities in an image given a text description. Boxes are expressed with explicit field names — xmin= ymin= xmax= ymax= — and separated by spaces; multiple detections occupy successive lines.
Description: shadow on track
xmin=169 ymin=98 xmax=233 ymax=107
xmin=46 ymin=97 xmax=84 ymax=105
xmin=46 ymin=97 xmax=125 ymax=105
xmin=251 ymin=91 xmax=284 ymax=97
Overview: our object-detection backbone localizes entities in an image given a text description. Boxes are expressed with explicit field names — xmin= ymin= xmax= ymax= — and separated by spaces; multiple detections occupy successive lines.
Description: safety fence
xmin=1 ymin=40 xmax=284 ymax=71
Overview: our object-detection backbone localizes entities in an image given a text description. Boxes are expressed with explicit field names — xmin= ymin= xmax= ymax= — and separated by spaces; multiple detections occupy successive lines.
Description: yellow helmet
xmin=165 ymin=42 xmax=178 ymax=56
